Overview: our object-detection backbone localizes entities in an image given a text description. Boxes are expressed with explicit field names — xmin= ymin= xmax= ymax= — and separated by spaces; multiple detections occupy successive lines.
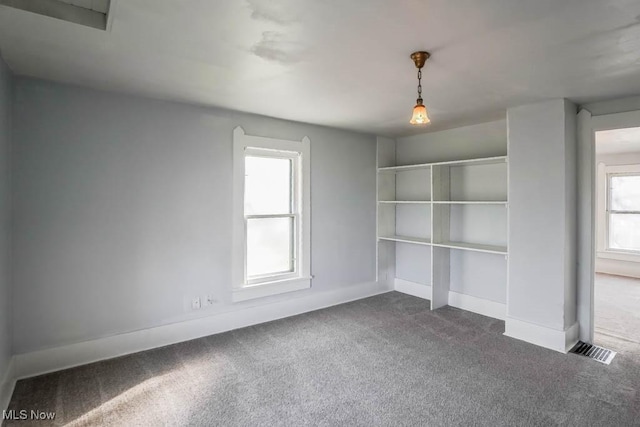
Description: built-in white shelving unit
xmin=376 ymin=139 xmax=508 ymax=314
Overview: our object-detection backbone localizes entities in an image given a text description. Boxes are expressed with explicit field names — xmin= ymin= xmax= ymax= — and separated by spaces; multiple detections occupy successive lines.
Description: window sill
xmin=597 ymin=250 xmax=640 ymax=263
xmin=232 ymin=277 xmax=312 ymax=302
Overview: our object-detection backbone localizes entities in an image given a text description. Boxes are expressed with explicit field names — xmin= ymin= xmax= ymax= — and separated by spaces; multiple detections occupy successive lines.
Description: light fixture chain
xmin=417 ymin=68 xmax=422 ymax=99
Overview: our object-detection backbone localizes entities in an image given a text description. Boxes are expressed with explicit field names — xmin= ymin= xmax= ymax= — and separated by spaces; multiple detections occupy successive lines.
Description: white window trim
xmin=232 ymin=126 xmax=311 ymax=302
xmin=597 ymin=162 xmax=640 ymax=262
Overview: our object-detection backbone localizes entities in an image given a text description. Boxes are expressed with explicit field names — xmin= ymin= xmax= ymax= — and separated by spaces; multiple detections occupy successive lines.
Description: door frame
xmin=577 ymin=109 xmax=640 ymax=343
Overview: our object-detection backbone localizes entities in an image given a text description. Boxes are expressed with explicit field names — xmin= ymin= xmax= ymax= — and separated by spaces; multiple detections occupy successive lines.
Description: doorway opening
xmin=593 ymin=126 xmax=640 ymax=351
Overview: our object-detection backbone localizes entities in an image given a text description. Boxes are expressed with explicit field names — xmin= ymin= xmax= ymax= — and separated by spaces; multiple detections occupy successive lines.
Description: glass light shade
xmin=410 ymin=104 xmax=430 ymax=125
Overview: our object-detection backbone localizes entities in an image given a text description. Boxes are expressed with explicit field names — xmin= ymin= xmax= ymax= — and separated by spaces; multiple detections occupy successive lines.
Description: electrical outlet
xmin=191 ymin=297 xmax=201 ymax=310
xmin=204 ymin=294 xmax=217 ymax=307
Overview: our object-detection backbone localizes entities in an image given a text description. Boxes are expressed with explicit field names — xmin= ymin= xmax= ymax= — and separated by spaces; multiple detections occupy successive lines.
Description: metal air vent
xmin=570 ymin=341 xmax=616 ymax=365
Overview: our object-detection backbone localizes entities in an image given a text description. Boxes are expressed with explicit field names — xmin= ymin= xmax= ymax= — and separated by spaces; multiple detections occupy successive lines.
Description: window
xmin=232 ymin=127 xmax=311 ymax=302
xmin=607 ymin=171 xmax=640 ymax=253
xmin=244 ymin=150 xmax=298 ymax=281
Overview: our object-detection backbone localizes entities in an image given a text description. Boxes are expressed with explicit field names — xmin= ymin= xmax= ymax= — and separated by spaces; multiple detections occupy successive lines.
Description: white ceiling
xmin=596 ymin=127 xmax=640 ymax=154
xmin=1 ymin=0 xmax=640 ymax=136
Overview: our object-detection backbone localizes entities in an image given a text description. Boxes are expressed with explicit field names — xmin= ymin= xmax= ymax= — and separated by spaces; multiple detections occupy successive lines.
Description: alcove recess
xmin=376 ymin=136 xmax=508 ymax=318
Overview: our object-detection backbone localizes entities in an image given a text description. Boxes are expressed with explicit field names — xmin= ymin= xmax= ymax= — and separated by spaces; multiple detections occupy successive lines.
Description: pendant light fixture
xmin=409 ymin=51 xmax=431 ymax=125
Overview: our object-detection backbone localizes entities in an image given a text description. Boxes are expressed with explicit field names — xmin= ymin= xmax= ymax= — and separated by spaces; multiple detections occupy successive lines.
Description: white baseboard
xmin=14 ymin=281 xmax=391 ymax=380
xmin=393 ymin=279 xmax=581 ymax=354
xmin=0 ymin=357 xmax=15 ymax=412
xmin=504 ymin=317 xmax=580 ymax=353
xmin=394 ymin=278 xmax=431 ymax=299
xmin=448 ymin=291 xmax=506 ymax=321
xmin=393 ymin=279 xmax=506 ymax=321
xmin=595 ymin=257 xmax=640 ymax=279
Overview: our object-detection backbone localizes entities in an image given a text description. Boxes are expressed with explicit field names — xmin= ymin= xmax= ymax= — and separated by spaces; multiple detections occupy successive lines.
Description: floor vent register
xmin=570 ymin=341 xmax=616 ymax=365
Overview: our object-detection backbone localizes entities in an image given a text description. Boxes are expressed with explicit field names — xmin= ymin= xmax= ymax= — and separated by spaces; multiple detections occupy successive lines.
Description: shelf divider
xmin=431 ymin=164 xmax=450 ymax=310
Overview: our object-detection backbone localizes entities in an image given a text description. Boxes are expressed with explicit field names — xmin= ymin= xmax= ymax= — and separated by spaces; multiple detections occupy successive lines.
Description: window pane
xmin=609 ymin=213 xmax=640 ymax=251
xmin=245 ymin=156 xmax=292 ymax=215
xmin=610 ymin=175 xmax=640 ymax=211
xmin=247 ymin=217 xmax=293 ymax=278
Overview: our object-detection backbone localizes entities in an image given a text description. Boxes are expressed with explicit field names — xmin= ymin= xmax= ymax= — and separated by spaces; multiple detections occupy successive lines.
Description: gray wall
xmin=583 ymin=95 xmax=640 ymax=117
xmin=0 ymin=56 xmax=12 ymax=380
xmin=12 ymin=78 xmax=377 ymax=354
xmin=507 ymin=99 xmax=577 ymax=331
xmin=396 ymin=120 xmax=508 ymax=303
xmin=396 ymin=120 xmax=508 ymax=166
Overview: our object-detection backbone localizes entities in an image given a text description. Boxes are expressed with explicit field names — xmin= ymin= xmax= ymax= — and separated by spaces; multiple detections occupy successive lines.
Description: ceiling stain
xmin=251 ymin=31 xmax=305 ymax=64
xmin=245 ymin=0 xmax=297 ymax=25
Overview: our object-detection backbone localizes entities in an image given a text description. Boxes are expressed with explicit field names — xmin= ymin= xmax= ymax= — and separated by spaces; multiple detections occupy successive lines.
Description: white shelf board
xmin=378 ymin=200 xmax=432 ymax=204
xmin=432 ymin=241 xmax=507 ymax=255
xmin=431 ymin=156 xmax=507 ymax=167
xmin=377 ymin=155 xmax=507 ymax=173
xmin=378 ymin=235 xmax=432 ymax=246
xmin=378 ymin=163 xmax=432 ymax=172
xmin=431 ymin=201 xmax=508 ymax=205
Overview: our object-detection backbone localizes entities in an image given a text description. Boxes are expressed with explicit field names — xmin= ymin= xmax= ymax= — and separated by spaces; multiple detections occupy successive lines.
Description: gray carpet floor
xmin=595 ymin=273 xmax=640 ymax=345
xmin=6 ymin=292 xmax=640 ymax=426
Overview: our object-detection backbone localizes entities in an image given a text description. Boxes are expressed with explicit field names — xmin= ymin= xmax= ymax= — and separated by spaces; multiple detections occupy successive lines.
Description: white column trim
xmin=504 ymin=317 xmax=579 ymax=353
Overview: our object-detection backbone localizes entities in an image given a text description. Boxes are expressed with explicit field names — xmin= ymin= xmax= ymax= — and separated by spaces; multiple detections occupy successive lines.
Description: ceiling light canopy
xmin=409 ymin=51 xmax=431 ymax=125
